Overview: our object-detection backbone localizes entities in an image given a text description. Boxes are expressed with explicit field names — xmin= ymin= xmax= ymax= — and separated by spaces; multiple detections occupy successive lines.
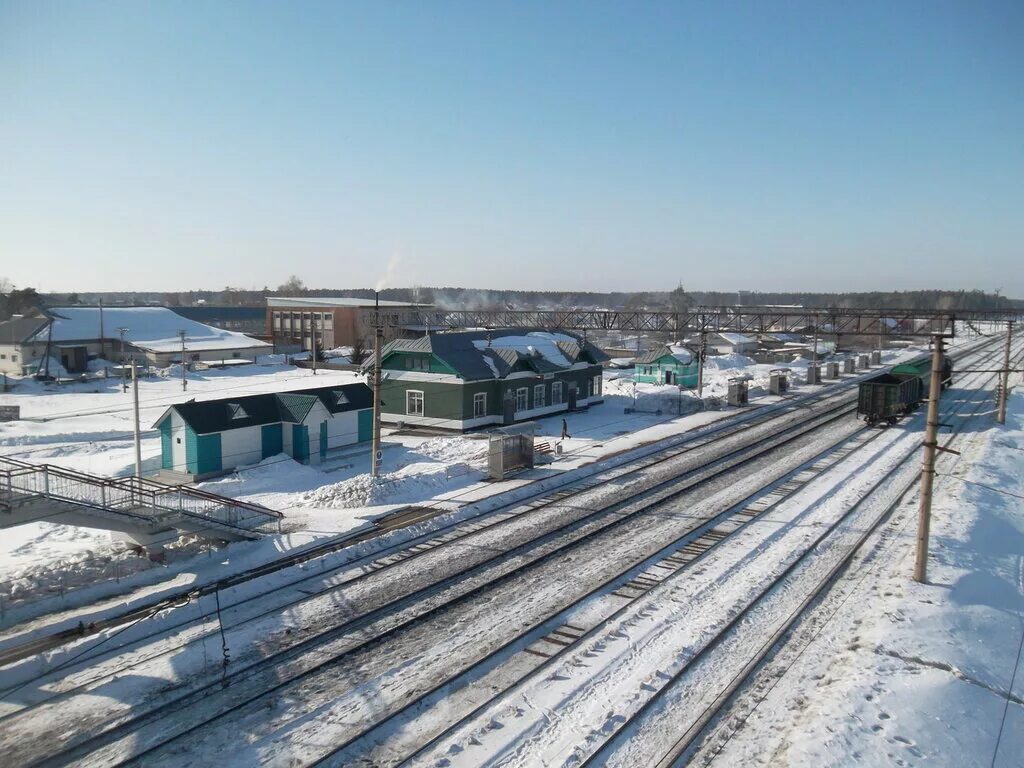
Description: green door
xmin=261 ymin=423 xmax=283 ymax=459
xmin=196 ymin=434 xmax=222 ymax=474
xmin=292 ymin=424 xmax=309 ymax=463
xmin=358 ymin=409 xmax=373 ymax=442
xmin=159 ymin=420 xmax=173 ymax=469
xmin=319 ymin=421 xmax=328 ymax=459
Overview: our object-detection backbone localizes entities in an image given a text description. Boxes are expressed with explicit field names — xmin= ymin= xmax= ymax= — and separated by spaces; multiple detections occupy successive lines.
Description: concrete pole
xmin=132 ymin=358 xmax=143 ymax=479
xmin=997 ymin=321 xmax=1014 ymax=425
xmin=697 ymin=330 xmax=707 ymax=398
xmin=311 ymin=312 xmax=318 ymax=375
xmin=118 ymin=328 xmax=129 ymax=392
xmin=913 ymin=334 xmax=945 ymax=584
xmin=811 ymin=323 xmax=819 ymax=367
xmin=371 ymin=293 xmax=384 ymax=477
xmin=178 ymin=330 xmax=187 ymax=391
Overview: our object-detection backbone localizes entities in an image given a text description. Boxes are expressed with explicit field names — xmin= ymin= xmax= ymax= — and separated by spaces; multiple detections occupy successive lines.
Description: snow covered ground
xmin=703 ymin=390 xmax=1024 ymax=768
xmin=0 ymin=341 xmax=939 ymax=616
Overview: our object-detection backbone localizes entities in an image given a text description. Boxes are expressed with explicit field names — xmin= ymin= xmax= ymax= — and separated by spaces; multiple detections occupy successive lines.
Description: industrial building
xmin=370 ymin=329 xmax=608 ymax=431
xmin=5 ymin=306 xmax=271 ymax=375
xmin=171 ymin=306 xmax=266 ymax=336
xmin=153 ymin=382 xmax=373 ymax=479
xmin=634 ymin=345 xmax=700 ymax=387
xmin=267 ymin=296 xmax=432 ymax=352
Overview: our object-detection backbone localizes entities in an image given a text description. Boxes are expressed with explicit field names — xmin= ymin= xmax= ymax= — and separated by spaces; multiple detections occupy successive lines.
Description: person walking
xmin=561 ymin=418 xmax=571 ymax=439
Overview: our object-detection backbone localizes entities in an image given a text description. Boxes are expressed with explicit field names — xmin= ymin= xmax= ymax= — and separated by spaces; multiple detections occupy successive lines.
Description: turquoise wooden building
xmin=634 ymin=345 xmax=699 ymax=387
xmin=153 ymin=383 xmax=373 ymax=479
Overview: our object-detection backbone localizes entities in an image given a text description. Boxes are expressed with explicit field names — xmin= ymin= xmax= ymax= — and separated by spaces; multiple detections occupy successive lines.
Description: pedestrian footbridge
xmin=0 ymin=456 xmax=281 ymax=549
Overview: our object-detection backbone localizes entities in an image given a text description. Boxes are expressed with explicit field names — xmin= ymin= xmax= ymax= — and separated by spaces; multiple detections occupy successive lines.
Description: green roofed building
xmin=369 ymin=329 xmax=609 ymax=432
xmin=634 ymin=345 xmax=699 ymax=387
xmin=153 ymin=382 xmax=372 ymax=479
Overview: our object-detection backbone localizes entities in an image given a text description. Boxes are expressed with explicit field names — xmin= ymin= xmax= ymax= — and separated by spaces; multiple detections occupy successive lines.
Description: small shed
xmin=153 ymin=382 xmax=373 ymax=479
xmin=707 ymin=333 xmax=759 ymax=355
xmin=634 ymin=345 xmax=699 ymax=387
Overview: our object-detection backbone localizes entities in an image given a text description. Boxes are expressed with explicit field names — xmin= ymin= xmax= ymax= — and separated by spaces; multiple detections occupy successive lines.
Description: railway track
xmin=322 ymin=342 xmax=1010 ymax=767
xmin=0 ymin=338 xmax=1000 ymax=767
xmin=8 ymin=390 xmax=867 ymax=766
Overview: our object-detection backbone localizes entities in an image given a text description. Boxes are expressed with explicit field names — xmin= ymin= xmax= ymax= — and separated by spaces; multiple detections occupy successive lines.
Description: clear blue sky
xmin=1 ymin=1 xmax=1021 ymax=295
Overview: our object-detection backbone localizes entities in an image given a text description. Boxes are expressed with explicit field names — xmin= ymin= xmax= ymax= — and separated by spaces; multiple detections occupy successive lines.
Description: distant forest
xmin=28 ymin=285 xmax=1023 ymax=315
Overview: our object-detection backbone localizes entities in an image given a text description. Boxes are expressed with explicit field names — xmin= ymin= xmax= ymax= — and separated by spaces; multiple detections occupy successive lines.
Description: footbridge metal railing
xmin=0 ymin=456 xmax=282 ymax=536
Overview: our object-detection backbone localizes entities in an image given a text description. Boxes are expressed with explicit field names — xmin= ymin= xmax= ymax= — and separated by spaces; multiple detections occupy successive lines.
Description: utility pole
xmin=117 ymin=327 xmax=129 ymax=392
xmin=131 ymin=358 xmax=143 ymax=479
xmin=178 ymin=330 xmax=187 ymax=391
xmin=697 ymin=330 xmax=707 ymax=398
xmin=371 ymin=292 xmax=384 ymax=477
xmin=811 ymin=323 xmax=819 ymax=368
xmin=997 ymin=321 xmax=1014 ymax=425
xmin=914 ymin=334 xmax=945 ymax=583
xmin=311 ymin=312 xmax=318 ymax=375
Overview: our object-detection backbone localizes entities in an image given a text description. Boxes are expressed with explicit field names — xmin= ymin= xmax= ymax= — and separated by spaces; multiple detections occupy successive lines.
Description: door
xmin=196 ymin=434 xmax=222 ymax=475
xmin=319 ymin=421 xmax=328 ymax=459
xmin=664 ymin=370 xmax=673 ymax=384
xmin=567 ymin=384 xmax=578 ymax=411
xmin=261 ymin=423 xmax=283 ymax=459
xmin=292 ymin=424 xmax=309 ymax=463
xmin=358 ymin=409 xmax=373 ymax=442
xmin=503 ymin=395 xmax=515 ymax=426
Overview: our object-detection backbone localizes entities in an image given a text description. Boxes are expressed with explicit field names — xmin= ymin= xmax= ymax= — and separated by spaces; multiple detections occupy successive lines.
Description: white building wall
xmin=302 ymin=401 xmax=331 ymax=465
xmin=326 ymin=410 xmax=360 ymax=451
xmin=0 ymin=344 xmax=23 ymax=375
xmin=218 ymin=424 xmax=264 ymax=471
xmin=170 ymin=411 xmax=187 ymax=471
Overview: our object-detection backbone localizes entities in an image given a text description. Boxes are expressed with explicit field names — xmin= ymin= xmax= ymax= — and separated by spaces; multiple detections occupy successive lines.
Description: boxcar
xmin=857 ymin=373 xmax=922 ymax=426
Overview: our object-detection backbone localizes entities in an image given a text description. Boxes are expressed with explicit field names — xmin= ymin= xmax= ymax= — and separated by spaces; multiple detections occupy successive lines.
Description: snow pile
xmin=301 ymin=462 xmax=484 ymax=509
xmin=411 ymin=436 xmax=489 ymax=464
xmin=704 ymin=352 xmax=757 ymax=370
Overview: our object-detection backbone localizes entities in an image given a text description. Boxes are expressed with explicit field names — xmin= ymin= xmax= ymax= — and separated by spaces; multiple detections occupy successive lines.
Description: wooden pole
xmin=914 ymin=334 xmax=944 ymax=583
xmin=997 ymin=321 xmax=1014 ymax=425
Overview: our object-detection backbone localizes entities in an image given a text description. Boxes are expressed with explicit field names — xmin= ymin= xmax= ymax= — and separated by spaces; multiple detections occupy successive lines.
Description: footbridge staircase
xmin=0 ymin=457 xmax=282 ymax=548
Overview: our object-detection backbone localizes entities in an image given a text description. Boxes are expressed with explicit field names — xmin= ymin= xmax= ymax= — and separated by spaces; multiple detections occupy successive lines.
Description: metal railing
xmin=0 ymin=456 xmax=282 ymax=535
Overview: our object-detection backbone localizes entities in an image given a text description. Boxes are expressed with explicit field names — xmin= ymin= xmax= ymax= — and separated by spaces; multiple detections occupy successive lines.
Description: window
xmin=0 ymin=354 xmax=5 ymax=360
xmin=515 ymin=387 xmax=528 ymax=412
xmin=407 ymin=390 xmax=424 ymax=416
xmin=11 ymin=354 xmax=16 ymax=362
xmin=322 ymin=313 xmax=333 ymax=328
xmin=551 ymin=381 xmax=563 ymax=405
xmin=592 ymin=375 xmax=602 ymax=396
xmin=533 ymin=384 xmax=545 ymax=408
xmin=404 ymin=356 xmax=427 ymax=371
xmin=473 ymin=392 xmax=487 ymax=418
xmin=228 ymin=403 xmax=248 ymax=420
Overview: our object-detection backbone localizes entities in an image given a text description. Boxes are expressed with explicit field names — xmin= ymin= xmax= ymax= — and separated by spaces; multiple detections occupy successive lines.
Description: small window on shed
xmin=227 ymin=403 xmax=248 ymax=420
xmin=332 ymin=390 xmax=349 ymax=406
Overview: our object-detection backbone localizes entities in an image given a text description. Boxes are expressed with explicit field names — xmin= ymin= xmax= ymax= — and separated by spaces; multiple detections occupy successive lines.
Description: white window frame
xmin=473 ymin=392 xmax=487 ymax=418
xmin=533 ymin=383 xmax=545 ymax=409
xmin=551 ymin=381 xmax=563 ymax=405
xmin=592 ymin=375 xmax=602 ymax=396
xmin=515 ymin=387 xmax=528 ymax=413
xmin=406 ymin=389 xmax=424 ymax=416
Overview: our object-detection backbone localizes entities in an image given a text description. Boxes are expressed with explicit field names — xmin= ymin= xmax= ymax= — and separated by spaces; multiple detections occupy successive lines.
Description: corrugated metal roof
xmin=374 ymin=329 xmax=608 ymax=380
xmin=0 ymin=316 xmax=48 ymax=344
xmin=156 ymin=382 xmax=372 ymax=434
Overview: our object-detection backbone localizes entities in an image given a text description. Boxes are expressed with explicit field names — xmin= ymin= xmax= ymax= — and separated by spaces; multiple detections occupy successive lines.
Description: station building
xmin=369 ymin=329 xmax=608 ymax=432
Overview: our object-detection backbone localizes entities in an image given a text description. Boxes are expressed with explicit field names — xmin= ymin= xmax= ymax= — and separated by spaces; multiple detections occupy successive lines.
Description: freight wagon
xmin=857 ymin=356 xmax=953 ymax=426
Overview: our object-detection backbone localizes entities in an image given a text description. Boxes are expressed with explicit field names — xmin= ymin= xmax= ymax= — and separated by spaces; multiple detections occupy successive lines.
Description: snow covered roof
xmin=155 ymin=382 xmax=372 ymax=434
xmin=32 ymin=307 xmax=270 ymax=353
xmin=635 ymin=344 xmax=695 ymax=365
xmin=713 ymin=332 xmax=757 ymax=346
xmin=376 ymin=329 xmax=608 ymax=380
xmin=0 ymin=316 xmax=48 ymax=344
